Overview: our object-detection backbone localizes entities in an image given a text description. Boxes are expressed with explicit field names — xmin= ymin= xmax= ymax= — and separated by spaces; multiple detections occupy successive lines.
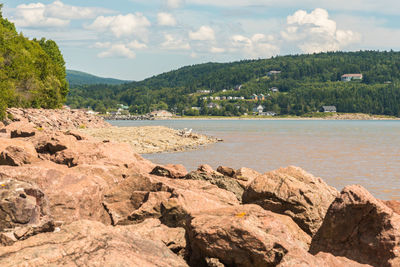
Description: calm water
xmin=110 ymin=120 xmax=400 ymax=200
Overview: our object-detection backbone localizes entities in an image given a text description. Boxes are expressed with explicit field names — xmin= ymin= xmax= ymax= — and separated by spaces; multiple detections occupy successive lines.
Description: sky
xmin=2 ymin=1 xmax=400 ymax=80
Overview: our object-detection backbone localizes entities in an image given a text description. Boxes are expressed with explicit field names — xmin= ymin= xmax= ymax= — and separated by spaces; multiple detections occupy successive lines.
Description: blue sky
xmin=2 ymin=0 xmax=400 ymax=80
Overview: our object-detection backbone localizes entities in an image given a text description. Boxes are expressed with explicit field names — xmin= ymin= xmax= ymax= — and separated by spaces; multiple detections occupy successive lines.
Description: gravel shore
xmin=79 ymin=126 xmax=219 ymax=154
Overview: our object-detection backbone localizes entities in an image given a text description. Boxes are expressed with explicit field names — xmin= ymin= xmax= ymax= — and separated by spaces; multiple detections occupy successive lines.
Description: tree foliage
xmin=67 ymin=49 xmax=400 ymax=116
xmin=0 ymin=6 xmax=68 ymax=119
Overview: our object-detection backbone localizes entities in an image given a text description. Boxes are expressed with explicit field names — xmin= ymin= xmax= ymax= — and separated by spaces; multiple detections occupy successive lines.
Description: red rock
xmin=0 ymin=220 xmax=188 ymax=266
xmin=243 ymin=166 xmax=338 ymax=236
xmin=6 ymin=121 xmax=37 ymax=138
xmin=53 ymin=139 xmax=155 ymax=171
xmin=234 ymin=167 xmax=261 ymax=188
xmin=310 ymin=185 xmax=400 ymax=267
xmin=385 ymin=200 xmax=400 ymax=215
xmin=0 ymin=138 xmax=38 ymax=166
xmin=150 ymin=164 xmax=188 ymax=178
xmin=186 ymin=204 xmax=311 ymax=266
xmin=0 ymin=178 xmax=53 ymax=245
xmin=197 ymin=164 xmax=216 ymax=174
xmin=63 ymin=129 xmax=89 ymax=140
xmin=0 ymin=162 xmax=112 ymax=225
xmin=217 ymin=165 xmax=236 ymax=177
xmin=102 ymin=173 xmax=239 ymax=227
xmin=122 ymin=218 xmax=186 ymax=256
xmin=278 ymin=251 xmax=371 ymax=267
xmin=33 ymin=132 xmax=76 ymax=154
xmin=183 ymin=169 xmax=244 ymax=201
xmin=6 ymin=108 xmax=110 ymax=131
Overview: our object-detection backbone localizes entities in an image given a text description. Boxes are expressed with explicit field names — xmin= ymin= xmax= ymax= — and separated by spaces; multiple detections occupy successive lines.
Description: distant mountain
xmin=67 ymin=70 xmax=131 ymax=86
xmin=67 ymin=51 xmax=400 ymax=117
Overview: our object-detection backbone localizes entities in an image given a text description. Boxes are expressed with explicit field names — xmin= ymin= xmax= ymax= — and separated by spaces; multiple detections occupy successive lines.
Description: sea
xmin=110 ymin=119 xmax=400 ymax=200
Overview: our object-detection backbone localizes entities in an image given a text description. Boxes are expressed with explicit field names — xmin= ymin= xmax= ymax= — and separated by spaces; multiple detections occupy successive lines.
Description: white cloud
xmin=157 ymin=12 xmax=177 ymax=26
xmin=88 ymin=13 xmax=151 ymax=39
xmin=210 ymin=47 xmax=225 ymax=53
xmin=93 ymin=42 xmax=111 ymax=48
xmin=185 ymin=0 xmax=400 ymax=15
xmin=161 ymin=34 xmax=191 ymax=50
xmin=98 ymin=44 xmax=136 ymax=59
xmin=14 ymin=3 xmax=69 ymax=28
xmin=128 ymin=40 xmax=148 ymax=49
xmin=45 ymin=0 xmax=108 ymax=20
xmin=166 ymin=0 xmax=185 ymax=9
xmin=231 ymin=33 xmax=279 ymax=58
xmin=12 ymin=1 xmax=111 ymax=28
xmin=281 ymin=8 xmax=361 ymax=53
xmin=189 ymin=26 xmax=215 ymax=41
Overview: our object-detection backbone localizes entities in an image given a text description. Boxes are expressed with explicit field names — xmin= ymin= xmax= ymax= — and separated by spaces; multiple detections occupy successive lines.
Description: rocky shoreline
xmin=0 ymin=108 xmax=399 ymax=266
xmin=79 ymin=126 xmax=219 ymax=154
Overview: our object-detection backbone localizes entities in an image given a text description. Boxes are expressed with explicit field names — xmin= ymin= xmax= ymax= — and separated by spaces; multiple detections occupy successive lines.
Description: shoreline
xmin=168 ymin=113 xmax=400 ymax=121
xmin=79 ymin=125 xmax=219 ymax=154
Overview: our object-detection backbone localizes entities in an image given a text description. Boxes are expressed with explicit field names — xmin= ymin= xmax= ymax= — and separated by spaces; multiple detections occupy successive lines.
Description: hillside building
xmin=341 ymin=74 xmax=363 ymax=82
xmin=322 ymin=106 xmax=337 ymax=113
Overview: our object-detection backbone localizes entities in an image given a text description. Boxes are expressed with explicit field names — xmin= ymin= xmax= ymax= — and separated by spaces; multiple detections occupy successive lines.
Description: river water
xmin=110 ymin=119 xmax=400 ymax=200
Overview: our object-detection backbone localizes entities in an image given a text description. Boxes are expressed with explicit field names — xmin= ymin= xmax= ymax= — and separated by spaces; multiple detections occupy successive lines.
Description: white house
xmin=267 ymin=70 xmax=281 ymax=76
xmin=253 ymin=105 xmax=264 ymax=114
xmin=197 ymin=90 xmax=211 ymax=93
xmin=322 ymin=106 xmax=337 ymax=112
xmin=341 ymin=74 xmax=363 ymax=82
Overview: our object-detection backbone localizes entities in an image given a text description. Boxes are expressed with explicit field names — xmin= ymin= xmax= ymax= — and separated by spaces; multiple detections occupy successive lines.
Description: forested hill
xmin=66 ymin=70 xmax=131 ymax=86
xmin=67 ymin=50 xmax=400 ymax=117
xmin=0 ymin=4 xmax=68 ymax=119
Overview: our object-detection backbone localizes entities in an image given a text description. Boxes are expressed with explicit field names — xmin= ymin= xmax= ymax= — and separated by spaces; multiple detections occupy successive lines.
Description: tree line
xmin=0 ymin=5 xmax=67 ymax=119
xmin=67 ymin=50 xmax=400 ymax=117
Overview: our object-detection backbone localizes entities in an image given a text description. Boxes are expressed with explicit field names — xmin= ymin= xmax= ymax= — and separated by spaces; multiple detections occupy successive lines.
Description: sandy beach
xmin=79 ymin=125 xmax=219 ymax=154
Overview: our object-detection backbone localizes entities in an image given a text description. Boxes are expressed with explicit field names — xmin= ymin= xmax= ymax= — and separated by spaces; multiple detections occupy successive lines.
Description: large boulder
xmin=0 ymin=220 xmax=188 ymax=266
xmin=186 ymin=204 xmax=312 ymax=267
xmin=0 ymin=138 xmax=38 ymax=166
xmin=0 ymin=162 xmax=113 ymax=225
xmin=6 ymin=121 xmax=37 ymax=138
xmin=234 ymin=167 xmax=261 ymax=188
xmin=0 ymin=178 xmax=53 ymax=245
xmin=102 ymin=173 xmax=239 ymax=227
xmin=0 ymin=178 xmax=51 ymax=230
xmin=33 ymin=132 xmax=76 ymax=154
xmin=53 ymin=138 xmax=155 ymax=171
xmin=183 ymin=169 xmax=244 ymax=201
xmin=243 ymin=166 xmax=338 ymax=236
xmin=310 ymin=185 xmax=400 ymax=267
xmin=150 ymin=164 xmax=188 ymax=178
xmin=217 ymin=165 xmax=236 ymax=177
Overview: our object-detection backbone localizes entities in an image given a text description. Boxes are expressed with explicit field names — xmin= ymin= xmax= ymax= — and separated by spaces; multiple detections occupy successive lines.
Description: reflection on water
xmin=110 ymin=120 xmax=400 ymax=200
